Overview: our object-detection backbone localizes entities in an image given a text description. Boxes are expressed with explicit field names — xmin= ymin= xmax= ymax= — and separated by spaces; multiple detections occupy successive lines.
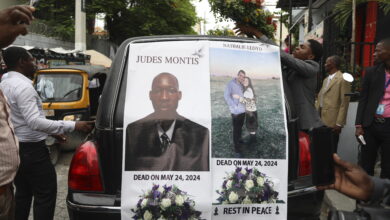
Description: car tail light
xmin=68 ymin=141 xmax=103 ymax=191
xmin=298 ymin=131 xmax=312 ymax=176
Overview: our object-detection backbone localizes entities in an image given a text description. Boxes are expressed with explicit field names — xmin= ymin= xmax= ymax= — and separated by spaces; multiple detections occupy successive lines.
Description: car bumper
xmin=67 ymin=198 xmax=120 ymax=220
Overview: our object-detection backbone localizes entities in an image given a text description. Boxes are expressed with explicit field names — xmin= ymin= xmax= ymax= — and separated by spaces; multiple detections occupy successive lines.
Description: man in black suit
xmin=355 ymin=38 xmax=390 ymax=178
xmin=125 ymin=72 xmax=209 ymax=171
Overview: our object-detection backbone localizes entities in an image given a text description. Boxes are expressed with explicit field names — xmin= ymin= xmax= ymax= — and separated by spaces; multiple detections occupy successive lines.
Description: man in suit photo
xmin=355 ymin=38 xmax=390 ymax=179
xmin=316 ymin=55 xmax=351 ymax=149
xmin=124 ymin=72 xmax=209 ymax=171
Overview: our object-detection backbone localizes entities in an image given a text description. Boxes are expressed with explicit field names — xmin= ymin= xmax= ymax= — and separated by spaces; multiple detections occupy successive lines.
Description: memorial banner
xmin=121 ymin=40 xmax=287 ymax=220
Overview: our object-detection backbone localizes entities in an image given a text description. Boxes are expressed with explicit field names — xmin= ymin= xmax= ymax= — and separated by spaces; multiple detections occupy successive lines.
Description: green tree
xmin=206 ymin=27 xmax=235 ymax=36
xmin=89 ymin=0 xmax=198 ymax=45
xmin=333 ymin=0 xmax=390 ymax=28
xmin=34 ymin=0 xmax=75 ymax=41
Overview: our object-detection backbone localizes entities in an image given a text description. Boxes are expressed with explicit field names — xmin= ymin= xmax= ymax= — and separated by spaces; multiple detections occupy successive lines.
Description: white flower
xmin=141 ymin=199 xmax=148 ymax=208
xmin=241 ymin=169 xmax=247 ymax=175
xmin=242 ymin=196 xmax=252 ymax=204
xmin=157 ymin=186 xmax=165 ymax=193
xmin=226 ymin=180 xmax=233 ymax=189
xmin=257 ymin=176 xmax=265 ymax=186
xmin=175 ymin=195 xmax=185 ymax=206
xmin=143 ymin=210 xmax=153 ymax=220
xmin=245 ymin=180 xmax=254 ymax=191
xmin=222 ymin=200 xmax=229 ymax=204
xmin=228 ymin=191 xmax=239 ymax=203
xmin=160 ymin=198 xmax=171 ymax=209
xmin=157 ymin=216 xmax=166 ymax=220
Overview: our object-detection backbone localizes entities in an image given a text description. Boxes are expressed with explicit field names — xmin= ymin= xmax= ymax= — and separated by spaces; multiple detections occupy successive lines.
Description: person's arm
xmin=355 ymin=69 xmax=371 ymax=137
xmin=370 ymin=177 xmax=390 ymax=203
xmin=336 ymin=78 xmax=351 ymax=127
xmin=15 ymin=86 xmax=75 ymax=134
xmin=224 ymin=82 xmax=236 ymax=107
xmin=0 ymin=5 xmax=35 ymax=48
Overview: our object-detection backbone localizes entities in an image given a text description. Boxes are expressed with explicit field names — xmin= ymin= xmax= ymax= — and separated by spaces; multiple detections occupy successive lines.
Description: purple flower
xmin=236 ymin=172 xmax=244 ymax=180
xmin=153 ymin=190 xmax=161 ymax=199
xmin=163 ymin=185 xmax=172 ymax=192
xmin=245 ymin=167 xmax=252 ymax=174
xmin=235 ymin=167 xmax=242 ymax=173
xmin=152 ymin=184 xmax=159 ymax=191
xmin=222 ymin=180 xmax=227 ymax=189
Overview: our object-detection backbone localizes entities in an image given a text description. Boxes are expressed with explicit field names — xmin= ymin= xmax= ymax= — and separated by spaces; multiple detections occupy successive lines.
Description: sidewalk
xmin=320 ymin=190 xmax=356 ymax=219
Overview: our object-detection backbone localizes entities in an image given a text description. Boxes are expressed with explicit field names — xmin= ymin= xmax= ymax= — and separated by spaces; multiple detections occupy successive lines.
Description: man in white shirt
xmin=0 ymin=46 xmax=93 ymax=220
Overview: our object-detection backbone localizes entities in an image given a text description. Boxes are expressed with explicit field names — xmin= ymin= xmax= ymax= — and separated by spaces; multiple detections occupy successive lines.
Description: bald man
xmin=124 ymin=73 xmax=209 ymax=171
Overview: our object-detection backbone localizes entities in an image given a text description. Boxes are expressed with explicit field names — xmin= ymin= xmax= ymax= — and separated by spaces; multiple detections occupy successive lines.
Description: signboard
xmin=121 ymin=40 xmax=287 ymax=220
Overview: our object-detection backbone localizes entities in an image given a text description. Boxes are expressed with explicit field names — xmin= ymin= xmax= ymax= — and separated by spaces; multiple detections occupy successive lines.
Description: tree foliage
xmin=206 ymin=27 xmax=235 ymax=36
xmin=34 ymin=0 xmax=75 ymax=41
xmin=88 ymin=0 xmax=198 ymax=45
xmin=333 ymin=0 xmax=390 ymax=28
xmin=34 ymin=0 xmax=198 ymax=44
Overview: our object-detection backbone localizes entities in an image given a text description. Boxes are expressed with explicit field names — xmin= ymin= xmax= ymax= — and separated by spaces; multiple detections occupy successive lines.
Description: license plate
xmin=44 ymin=110 xmax=55 ymax=116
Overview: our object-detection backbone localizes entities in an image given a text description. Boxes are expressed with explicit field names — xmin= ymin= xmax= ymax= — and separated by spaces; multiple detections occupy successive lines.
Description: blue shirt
xmin=224 ymin=79 xmax=245 ymax=115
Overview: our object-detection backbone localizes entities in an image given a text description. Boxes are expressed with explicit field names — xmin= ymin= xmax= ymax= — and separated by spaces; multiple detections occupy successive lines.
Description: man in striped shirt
xmin=0 ymin=5 xmax=35 ymax=220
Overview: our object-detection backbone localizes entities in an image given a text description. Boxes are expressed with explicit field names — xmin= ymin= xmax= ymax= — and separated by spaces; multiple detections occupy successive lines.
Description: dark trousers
xmin=361 ymin=119 xmax=390 ymax=178
xmin=232 ymin=113 xmax=245 ymax=152
xmin=15 ymin=141 xmax=57 ymax=220
xmin=0 ymin=185 xmax=15 ymax=220
xmin=245 ymin=111 xmax=258 ymax=133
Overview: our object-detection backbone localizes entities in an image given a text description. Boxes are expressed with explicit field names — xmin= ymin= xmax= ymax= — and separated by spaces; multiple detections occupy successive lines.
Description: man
xmin=224 ymin=70 xmax=246 ymax=154
xmin=318 ymin=154 xmax=390 ymax=204
xmin=316 ymin=55 xmax=351 ymax=149
xmin=125 ymin=72 xmax=209 ymax=171
xmin=355 ymin=38 xmax=390 ymax=179
xmin=0 ymin=47 xmax=94 ymax=220
xmin=235 ymin=24 xmax=323 ymax=131
xmin=0 ymin=5 xmax=34 ymax=220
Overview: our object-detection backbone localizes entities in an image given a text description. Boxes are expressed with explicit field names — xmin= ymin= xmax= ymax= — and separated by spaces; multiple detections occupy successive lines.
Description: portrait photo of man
xmin=124 ymin=72 xmax=210 ymax=171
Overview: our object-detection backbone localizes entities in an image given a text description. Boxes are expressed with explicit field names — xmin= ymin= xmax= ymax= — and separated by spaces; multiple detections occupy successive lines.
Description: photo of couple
xmin=224 ymin=70 xmax=258 ymax=155
xmin=210 ymin=47 xmax=286 ymax=159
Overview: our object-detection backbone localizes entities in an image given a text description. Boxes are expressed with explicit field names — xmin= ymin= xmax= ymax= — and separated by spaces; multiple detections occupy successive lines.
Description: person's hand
xmin=232 ymin=94 xmax=240 ymax=99
xmin=317 ymin=154 xmax=374 ymax=201
xmin=355 ymin=127 xmax=365 ymax=143
xmin=52 ymin=134 xmax=67 ymax=143
xmin=332 ymin=125 xmax=342 ymax=134
xmin=75 ymin=121 xmax=94 ymax=133
xmin=234 ymin=23 xmax=263 ymax=38
xmin=0 ymin=5 xmax=35 ymax=48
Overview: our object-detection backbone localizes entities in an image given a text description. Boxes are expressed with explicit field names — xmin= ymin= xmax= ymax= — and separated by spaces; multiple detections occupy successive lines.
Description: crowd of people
xmin=235 ymin=23 xmax=390 ymax=206
xmin=0 ymin=5 xmax=94 ymax=220
xmin=0 ymin=3 xmax=389 ymax=220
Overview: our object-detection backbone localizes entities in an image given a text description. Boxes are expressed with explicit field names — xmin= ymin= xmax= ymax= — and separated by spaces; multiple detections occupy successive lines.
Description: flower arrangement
xmin=131 ymin=184 xmax=202 ymax=220
xmin=209 ymin=0 xmax=277 ymax=38
xmin=216 ymin=167 xmax=283 ymax=204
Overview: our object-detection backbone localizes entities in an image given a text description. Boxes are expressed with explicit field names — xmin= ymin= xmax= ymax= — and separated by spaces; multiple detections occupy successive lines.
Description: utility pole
xmin=350 ymin=0 xmax=356 ymax=71
xmin=75 ymin=0 xmax=86 ymax=51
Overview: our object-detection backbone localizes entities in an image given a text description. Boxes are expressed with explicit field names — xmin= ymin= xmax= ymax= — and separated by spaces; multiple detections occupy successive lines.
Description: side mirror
xmin=342 ymin=73 xmax=354 ymax=82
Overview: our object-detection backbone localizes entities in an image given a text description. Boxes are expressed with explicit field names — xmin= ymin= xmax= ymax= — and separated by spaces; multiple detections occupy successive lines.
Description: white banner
xmin=121 ymin=40 xmax=287 ymax=220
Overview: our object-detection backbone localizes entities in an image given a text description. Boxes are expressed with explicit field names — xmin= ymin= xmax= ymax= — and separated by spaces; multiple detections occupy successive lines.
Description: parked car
xmin=66 ymin=36 xmax=323 ymax=219
xmin=34 ymin=65 xmax=109 ymax=164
